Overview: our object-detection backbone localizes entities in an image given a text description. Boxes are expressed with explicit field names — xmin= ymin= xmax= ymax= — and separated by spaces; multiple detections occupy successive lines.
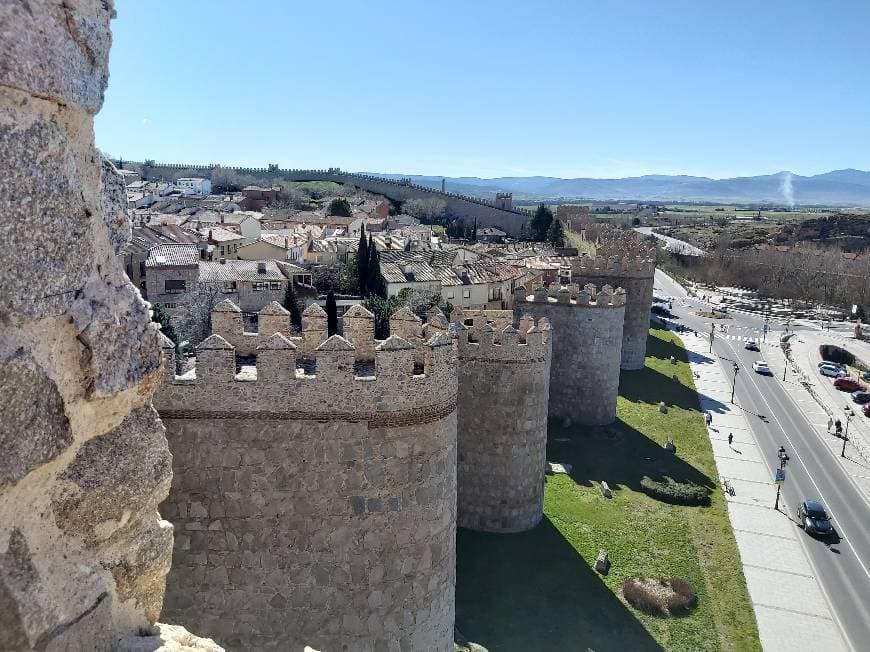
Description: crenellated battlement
xmin=514 ymin=283 xmax=627 ymax=308
xmin=154 ymin=329 xmax=457 ymax=422
xmin=572 ymin=254 xmax=655 ymax=279
xmin=455 ymin=318 xmax=551 ymax=363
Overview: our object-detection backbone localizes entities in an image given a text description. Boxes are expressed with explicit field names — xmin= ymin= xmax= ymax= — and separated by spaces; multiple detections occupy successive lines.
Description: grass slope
xmin=456 ymin=327 xmax=760 ymax=652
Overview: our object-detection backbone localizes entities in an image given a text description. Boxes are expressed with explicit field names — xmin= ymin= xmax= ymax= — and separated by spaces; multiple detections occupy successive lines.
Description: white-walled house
xmin=176 ymin=177 xmax=212 ymax=197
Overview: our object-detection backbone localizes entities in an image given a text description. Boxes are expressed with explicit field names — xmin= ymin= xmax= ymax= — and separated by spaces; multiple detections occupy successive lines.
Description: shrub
xmin=640 ymin=475 xmax=710 ymax=506
xmin=622 ymin=576 xmax=698 ymax=617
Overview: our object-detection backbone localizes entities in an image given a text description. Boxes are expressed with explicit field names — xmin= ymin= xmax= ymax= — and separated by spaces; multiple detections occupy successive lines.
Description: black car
xmin=851 ymin=391 xmax=870 ymax=405
xmin=797 ymin=499 xmax=834 ymax=537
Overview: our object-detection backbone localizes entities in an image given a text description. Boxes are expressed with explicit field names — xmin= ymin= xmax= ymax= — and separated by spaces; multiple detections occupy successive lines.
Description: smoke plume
xmin=780 ymin=172 xmax=794 ymax=209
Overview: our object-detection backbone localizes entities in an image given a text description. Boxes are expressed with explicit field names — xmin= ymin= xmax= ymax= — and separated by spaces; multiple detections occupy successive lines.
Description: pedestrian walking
xmin=835 ymin=419 xmax=842 ymax=436
xmin=827 ymin=416 xmax=833 ymax=433
xmin=728 ymin=433 xmax=733 ymax=447
xmin=704 ymin=411 xmax=712 ymax=426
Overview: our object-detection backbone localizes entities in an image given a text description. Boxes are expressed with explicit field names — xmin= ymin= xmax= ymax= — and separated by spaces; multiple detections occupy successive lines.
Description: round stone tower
xmin=453 ymin=312 xmax=552 ymax=533
xmin=154 ymin=328 xmax=458 ymax=651
xmin=515 ymin=284 xmax=626 ymax=426
xmin=571 ymin=254 xmax=655 ymax=371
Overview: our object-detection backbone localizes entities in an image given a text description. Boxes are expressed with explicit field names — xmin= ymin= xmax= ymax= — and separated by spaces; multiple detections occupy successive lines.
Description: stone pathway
xmin=681 ymin=332 xmax=849 ymax=652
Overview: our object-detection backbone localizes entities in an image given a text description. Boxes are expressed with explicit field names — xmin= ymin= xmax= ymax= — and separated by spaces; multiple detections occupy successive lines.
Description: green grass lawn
xmin=456 ymin=327 xmax=761 ymax=652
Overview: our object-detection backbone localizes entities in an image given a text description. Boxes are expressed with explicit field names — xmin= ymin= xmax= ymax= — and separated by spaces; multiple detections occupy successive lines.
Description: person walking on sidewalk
xmin=827 ymin=416 xmax=833 ymax=433
xmin=728 ymin=433 xmax=734 ymax=447
xmin=705 ymin=411 xmax=712 ymax=426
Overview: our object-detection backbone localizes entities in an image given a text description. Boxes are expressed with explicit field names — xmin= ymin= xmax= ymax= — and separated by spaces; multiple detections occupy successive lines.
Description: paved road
xmin=635 ymin=226 xmax=706 ymax=256
xmin=655 ymin=271 xmax=870 ymax=651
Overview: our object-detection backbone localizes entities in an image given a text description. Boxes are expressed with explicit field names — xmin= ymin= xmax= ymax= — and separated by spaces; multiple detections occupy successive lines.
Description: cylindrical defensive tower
xmin=154 ymin=328 xmax=458 ymax=651
xmin=515 ymin=284 xmax=626 ymax=426
xmin=453 ymin=313 xmax=552 ymax=532
xmin=572 ymin=255 xmax=655 ymax=370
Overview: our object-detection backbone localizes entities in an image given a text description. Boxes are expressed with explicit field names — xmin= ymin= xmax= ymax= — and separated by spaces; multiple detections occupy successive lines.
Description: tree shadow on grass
xmin=548 ymin=417 xmax=714 ymax=493
xmin=456 ymin=517 xmax=664 ymax=652
xmin=620 ymin=361 xmax=727 ymax=416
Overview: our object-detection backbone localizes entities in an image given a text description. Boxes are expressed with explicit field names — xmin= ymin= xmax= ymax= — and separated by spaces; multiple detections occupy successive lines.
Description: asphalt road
xmin=655 ymin=271 xmax=870 ymax=651
xmin=635 ymin=227 xmax=707 ymax=256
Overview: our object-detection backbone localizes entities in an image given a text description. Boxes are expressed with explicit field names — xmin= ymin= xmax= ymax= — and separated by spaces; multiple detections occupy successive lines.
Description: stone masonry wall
xmin=455 ymin=318 xmax=552 ymax=532
xmin=0 ymin=2 xmax=219 ymax=650
xmin=572 ymin=255 xmax=655 ymax=371
xmin=516 ymin=285 xmax=626 ymax=426
xmin=154 ymin=333 xmax=457 ymax=651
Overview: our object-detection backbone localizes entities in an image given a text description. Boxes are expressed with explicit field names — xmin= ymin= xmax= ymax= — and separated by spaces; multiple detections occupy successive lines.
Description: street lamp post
xmin=730 ymin=362 xmax=740 ymax=404
xmin=841 ymin=406 xmax=854 ymax=458
xmin=709 ymin=323 xmax=715 ymax=353
xmin=774 ymin=445 xmax=789 ymax=511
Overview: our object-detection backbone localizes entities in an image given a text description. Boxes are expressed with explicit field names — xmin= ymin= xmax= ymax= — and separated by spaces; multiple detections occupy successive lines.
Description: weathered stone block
xmin=0 ymin=0 xmax=113 ymax=111
xmin=52 ymin=407 xmax=171 ymax=544
xmin=0 ymin=350 xmax=73 ymax=488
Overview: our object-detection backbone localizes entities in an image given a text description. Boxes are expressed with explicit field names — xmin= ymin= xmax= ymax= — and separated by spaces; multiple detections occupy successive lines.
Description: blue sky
xmin=96 ymin=1 xmax=870 ymax=179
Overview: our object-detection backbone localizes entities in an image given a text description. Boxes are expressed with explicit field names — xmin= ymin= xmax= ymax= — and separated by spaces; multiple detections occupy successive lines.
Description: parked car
xmin=752 ymin=361 xmax=771 ymax=375
xmin=818 ymin=360 xmax=846 ymax=371
xmin=862 ymin=370 xmax=870 ymax=381
xmin=744 ymin=339 xmax=759 ymax=351
xmin=819 ymin=365 xmax=846 ymax=378
xmin=864 ymin=403 xmax=870 ymax=417
xmin=834 ymin=377 xmax=866 ymax=393
xmin=797 ymin=499 xmax=834 ymax=538
xmin=851 ymin=391 xmax=870 ymax=405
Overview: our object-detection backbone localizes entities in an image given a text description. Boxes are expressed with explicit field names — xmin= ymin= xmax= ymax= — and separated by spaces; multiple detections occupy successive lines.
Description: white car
xmin=745 ymin=339 xmax=759 ymax=351
xmin=819 ymin=365 xmax=846 ymax=378
xmin=752 ymin=361 xmax=771 ymax=375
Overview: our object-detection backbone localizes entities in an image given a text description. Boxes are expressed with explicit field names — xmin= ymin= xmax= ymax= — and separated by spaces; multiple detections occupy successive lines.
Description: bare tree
xmin=174 ymin=283 xmax=224 ymax=350
xmin=403 ymin=198 xmax=447 ymax=222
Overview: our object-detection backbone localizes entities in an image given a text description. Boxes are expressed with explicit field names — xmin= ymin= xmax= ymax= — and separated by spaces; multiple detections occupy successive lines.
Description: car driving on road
xmin=834 ymin=377 xmax=866 ymax=393
xmin=851 ymin=391 xmax=870 ymax=405
xmin=797 ymin=499 xmax=834 ymax=538
xmin=752 ymin=360 xmax=771 ymax=375
xmin=744 ymin=339 xmax=759 ymax=351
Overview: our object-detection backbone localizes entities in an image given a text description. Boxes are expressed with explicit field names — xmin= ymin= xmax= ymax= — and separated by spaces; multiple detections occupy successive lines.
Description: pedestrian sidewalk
xmin=680 ymin=331 xmax=848 ymax=652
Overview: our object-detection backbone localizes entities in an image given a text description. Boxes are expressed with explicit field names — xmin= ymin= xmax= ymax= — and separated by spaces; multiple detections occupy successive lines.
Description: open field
xmin=456 ymin=328 xmax=760 ymax=652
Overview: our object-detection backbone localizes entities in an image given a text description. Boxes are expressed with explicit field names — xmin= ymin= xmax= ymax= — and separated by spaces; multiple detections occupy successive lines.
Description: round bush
xmin=622 ymin=576 xmax=698 ymax=617
xmin=640 ymin=476 xmax=710 ymax=506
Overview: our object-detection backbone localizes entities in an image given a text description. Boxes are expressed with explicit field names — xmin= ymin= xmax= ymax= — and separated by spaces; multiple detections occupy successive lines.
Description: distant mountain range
xmin=361 ymin=169 xmax=870 ymax=206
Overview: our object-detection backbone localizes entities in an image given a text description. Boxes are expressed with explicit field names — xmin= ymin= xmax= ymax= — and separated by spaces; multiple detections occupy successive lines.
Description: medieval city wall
xmin=154 ymin=333 xmax=457 ymax=651
xmin=454 ymin=317 xmax=552 ymax=532
xmin=516 ymin=285 xmax=626 ymax=426
xmin=0 ymin=2 xmax=220 ymax=649
xmin=572 ymin=255 xmax=655 ymax=371
xmin=138 ymin=163 xmax=530 ymax=236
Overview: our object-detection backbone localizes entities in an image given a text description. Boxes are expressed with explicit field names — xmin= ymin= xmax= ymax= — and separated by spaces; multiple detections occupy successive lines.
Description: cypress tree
xmin=282 ymin=282 xmax=302 ymax=328
xmin=325 ymin=290 xmax=338 ymax=336
xmin=366 ymin=236 xmax=386 ymax=298
xmin=357 ymin=224 xmax=369 ymax=295
xmin=528 ymin=203 xmax=554 ymax=241
xmin=546 ymin=218 xmax=566 ymax=247
xmin=151 ymin=304 xmax=179 ymax=347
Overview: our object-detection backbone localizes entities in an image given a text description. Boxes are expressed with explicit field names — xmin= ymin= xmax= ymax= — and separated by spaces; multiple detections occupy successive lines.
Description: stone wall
xmin=139 ymin=164 xmax=532 ymax=236
xmin=516 ymin=285 xmax=626 ymax=426
xmin=154 ymin=333 xmax=457 ymax=651
xmin=572 ymin=255 xmax=655 ymax=371
xmin=0 ymin=2 xmax=219 ymax=649
xmin=454 ymin=317 xmax=552 ymax=532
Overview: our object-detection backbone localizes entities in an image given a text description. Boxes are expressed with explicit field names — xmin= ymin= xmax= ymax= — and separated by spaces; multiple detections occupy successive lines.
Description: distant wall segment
xmin=516 ymin=285 xmax=626 ymax=426
xmin=137 ymin=162 xmax=531 ymax=236
xmin=572 ymin=255 xmax=655 ymax=371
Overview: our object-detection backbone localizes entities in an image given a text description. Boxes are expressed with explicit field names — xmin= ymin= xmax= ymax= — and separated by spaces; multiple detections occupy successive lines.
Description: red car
xmin=834 ymin=377 xmax=866 ymax=393
xmin=864 ymin=403 xmax=870 ymax=417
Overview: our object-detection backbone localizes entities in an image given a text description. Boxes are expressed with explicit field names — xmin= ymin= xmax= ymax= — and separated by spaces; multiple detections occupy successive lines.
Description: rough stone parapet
xmin=342 ymin=303 xmax=376 ymax=362
xmin=515 ymin=285 xmax=626 ymax=425
xmin=0 ymin=2 xmax=220 ymax=649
